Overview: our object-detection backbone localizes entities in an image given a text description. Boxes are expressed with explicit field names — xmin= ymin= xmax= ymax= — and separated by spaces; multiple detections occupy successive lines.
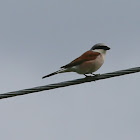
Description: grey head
xmin=90 ymin=43 xmax=110 ymax=51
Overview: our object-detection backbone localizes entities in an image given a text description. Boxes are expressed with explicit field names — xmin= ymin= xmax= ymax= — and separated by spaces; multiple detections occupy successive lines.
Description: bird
xmin=42 ymin=43 xmax=110 ymax=79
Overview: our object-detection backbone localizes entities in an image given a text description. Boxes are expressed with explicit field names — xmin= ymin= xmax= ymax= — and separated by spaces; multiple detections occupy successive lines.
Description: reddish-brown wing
xmin=61 ymin=51 xmax=100 ymax=68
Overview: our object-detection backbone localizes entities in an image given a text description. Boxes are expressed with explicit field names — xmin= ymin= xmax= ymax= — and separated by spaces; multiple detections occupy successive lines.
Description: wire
xmin=0 ymin=67 xmax=140 ymax=100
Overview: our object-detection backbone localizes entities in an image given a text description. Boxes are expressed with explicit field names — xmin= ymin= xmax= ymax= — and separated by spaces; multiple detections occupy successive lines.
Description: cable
xmin=0 ymin=67 xmax=140 ymax=100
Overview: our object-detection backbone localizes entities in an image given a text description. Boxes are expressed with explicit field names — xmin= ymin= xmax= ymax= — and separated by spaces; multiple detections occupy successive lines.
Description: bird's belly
xmin=72 ymin=56 xmax=104 ymax=74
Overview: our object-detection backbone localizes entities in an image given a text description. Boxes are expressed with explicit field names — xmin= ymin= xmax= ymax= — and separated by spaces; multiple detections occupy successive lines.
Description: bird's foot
xmin=84 ymin=74 xmax=100 ymax=79
xmin=84 ymin=74 xmax=92 ymax=78
xmin=91 ymin=73 xmax=100 ymax=77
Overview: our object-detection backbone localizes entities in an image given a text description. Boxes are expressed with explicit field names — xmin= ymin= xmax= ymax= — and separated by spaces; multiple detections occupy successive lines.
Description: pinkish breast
xmin=75 ymin=54 xmax=104 ymax=74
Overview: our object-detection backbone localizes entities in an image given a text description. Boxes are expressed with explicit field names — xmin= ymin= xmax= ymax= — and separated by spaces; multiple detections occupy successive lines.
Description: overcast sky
xmin=0 ymin=0 xmax=140 ymax=140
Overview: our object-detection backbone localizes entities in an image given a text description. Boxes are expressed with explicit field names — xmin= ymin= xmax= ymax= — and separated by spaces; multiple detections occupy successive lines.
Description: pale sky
xmin=0 ymin=0 xmax=140 ymax=140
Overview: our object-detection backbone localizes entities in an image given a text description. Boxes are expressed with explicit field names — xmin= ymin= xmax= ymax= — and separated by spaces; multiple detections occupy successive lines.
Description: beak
xmin=105 ymin=46 xmax=110 ymax=50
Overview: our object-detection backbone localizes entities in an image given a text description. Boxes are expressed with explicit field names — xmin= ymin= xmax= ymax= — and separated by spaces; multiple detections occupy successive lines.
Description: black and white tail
xmin=42 ymin=69 xmax=66 ymax=79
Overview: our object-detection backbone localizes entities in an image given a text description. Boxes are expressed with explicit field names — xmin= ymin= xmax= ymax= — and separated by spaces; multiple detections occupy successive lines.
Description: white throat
xmin=92 ymin=49 xmax=107 ymax=60
xmin=92 ymin=49 xmax=107 ymax=55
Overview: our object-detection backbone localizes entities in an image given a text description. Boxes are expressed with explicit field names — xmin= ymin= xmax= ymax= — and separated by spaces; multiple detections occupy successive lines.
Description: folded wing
xmin=61 ymin=51 xmax=100 ymax=69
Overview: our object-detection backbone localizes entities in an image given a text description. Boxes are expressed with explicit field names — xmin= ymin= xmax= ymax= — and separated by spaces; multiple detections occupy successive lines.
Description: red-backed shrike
xmin=42 ymin=43 xmax=110 ymax=79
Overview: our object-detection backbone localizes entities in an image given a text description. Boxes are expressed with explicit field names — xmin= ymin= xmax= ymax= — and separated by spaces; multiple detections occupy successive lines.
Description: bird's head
xmin=90 ymin=43 xmax=110 ymax=54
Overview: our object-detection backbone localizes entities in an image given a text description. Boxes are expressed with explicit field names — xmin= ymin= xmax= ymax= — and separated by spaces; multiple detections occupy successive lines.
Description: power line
xmin=0 ymin=67 xmax=140 ymax=100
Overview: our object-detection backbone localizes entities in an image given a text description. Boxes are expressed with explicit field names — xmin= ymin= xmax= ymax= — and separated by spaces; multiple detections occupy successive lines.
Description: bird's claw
xmin=84 ymin=73 xmax=100 ymax=78
xmin=91 ymin=73 xmax=100 ymax=77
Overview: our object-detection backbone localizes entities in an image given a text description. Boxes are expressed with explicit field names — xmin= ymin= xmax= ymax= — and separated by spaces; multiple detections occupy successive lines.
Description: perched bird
xmin=42 ymin=43 xmax=110 ymax=79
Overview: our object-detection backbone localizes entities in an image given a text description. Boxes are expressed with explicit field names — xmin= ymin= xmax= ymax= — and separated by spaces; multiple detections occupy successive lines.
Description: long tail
xmin=42 ymin=69 xmax=66 ymax=79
